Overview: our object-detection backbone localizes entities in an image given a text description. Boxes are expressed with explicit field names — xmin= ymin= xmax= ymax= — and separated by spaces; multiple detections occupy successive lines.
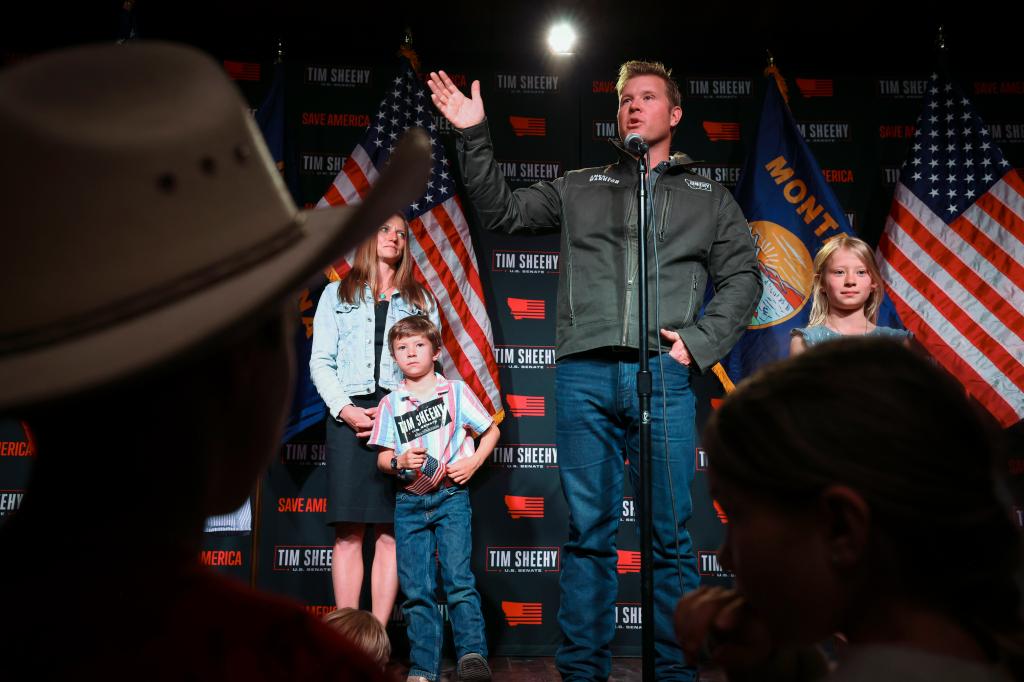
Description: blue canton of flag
xmin=879 ymin=73 xmax=1024 ymax=426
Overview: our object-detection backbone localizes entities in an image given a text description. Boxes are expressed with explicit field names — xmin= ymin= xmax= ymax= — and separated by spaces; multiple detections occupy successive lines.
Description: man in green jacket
xmin=429 ymin=60 xmax=761 ymax=681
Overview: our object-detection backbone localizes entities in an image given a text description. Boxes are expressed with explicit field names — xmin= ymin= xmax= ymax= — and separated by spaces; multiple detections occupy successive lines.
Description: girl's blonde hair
xmin=337 ymin=215 xmax=430 ymax=311
xmin=807 ymin=234 xmax=884 ymax=326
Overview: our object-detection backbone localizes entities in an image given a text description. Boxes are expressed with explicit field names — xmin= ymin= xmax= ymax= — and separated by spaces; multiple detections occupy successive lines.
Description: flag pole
xmin=249 ymin=37 xmax=288 ymax=590
xmin=934 ymin=24 xmax=948 ymax=73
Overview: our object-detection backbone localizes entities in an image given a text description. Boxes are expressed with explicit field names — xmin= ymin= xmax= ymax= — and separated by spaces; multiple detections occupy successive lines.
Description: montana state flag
xmin=722 ymin=71 xmax=900 ymax=383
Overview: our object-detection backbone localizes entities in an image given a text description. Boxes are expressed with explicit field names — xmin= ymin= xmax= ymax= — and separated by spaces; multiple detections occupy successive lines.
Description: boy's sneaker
xmin=456 ymin=653 xmax=491 ymax=681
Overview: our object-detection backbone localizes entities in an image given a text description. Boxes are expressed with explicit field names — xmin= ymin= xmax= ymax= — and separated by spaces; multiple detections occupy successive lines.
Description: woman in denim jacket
xmin=310 ymin=214 xmax=439 ymax=625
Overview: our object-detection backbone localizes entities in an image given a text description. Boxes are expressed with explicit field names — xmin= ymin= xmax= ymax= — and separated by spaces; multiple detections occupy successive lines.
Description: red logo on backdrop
xmin=509 ymin=116 xmax=547 ymax=137
xmin=502 ymin=601 xmax=543 ymax=626
xmin=879 ymin=124 xmax=917 ymax=139
xmin=305 ymin=605 xmax=337 ymax=618
xmin=507 ymin=394 xmax=545 ymax=417
xmin=422 ymin=72 xmax=467 ymax=88
xmin=796 ymin=78 xmax=834 ymax=98
xmin=507 ymin=297 xmax=545 ymax=320
xmin=277 ymin=497 xmax=328 ymax=513
xmin=200 ymin=550 xmax=242 ymax=567
xmin=300 ymin=112 xmax=372 ymax=128
xmin=504 ymin=495 xmax=545 ymax=519
xmin=703 ymin=121 xmax=740 ymax=142
xmin=974 ymin=81 xmax=1024 ymax=95
xmin=593 ymin=80 xmax=616 ymax=93
xmin=223 ymin=60 xmax=260 ymax=81
xmin=617 ymin=550 xmax=641 ymax=574
xmin=822 ymin=169 xmax=855 ymax=183
xmin=1 ymin=421 xmax=35 ymax=457
xmin=713 ymin=500 xmax=729 ymax=524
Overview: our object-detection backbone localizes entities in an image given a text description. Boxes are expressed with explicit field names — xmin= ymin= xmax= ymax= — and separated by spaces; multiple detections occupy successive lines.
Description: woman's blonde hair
xmin=322 ymin=607 xmax=391 ymax=668
xmin=807 ymin=235 xmax=884 ymax=326
xmin=337 ymin=214 xmax=430 ymax=311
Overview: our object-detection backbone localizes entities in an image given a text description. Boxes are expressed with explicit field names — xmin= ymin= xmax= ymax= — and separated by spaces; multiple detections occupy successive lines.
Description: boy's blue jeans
xmin=555 ymin=353 xmax=699 ymax=681
xmin=395 ymin=485 xmax=487 ymax=681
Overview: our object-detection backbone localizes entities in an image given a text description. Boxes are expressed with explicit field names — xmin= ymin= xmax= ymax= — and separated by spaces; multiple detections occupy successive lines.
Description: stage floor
xmin=388 ymin=657 xmax=727 ymax=680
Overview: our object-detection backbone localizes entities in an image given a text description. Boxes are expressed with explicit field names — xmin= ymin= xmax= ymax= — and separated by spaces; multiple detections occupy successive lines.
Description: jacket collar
xmin=608 ymin=138 xmax=701 ymax=174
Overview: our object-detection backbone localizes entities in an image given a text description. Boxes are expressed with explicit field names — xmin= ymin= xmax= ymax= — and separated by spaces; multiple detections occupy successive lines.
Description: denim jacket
xmin=309 ymin=281 xmax=439 ymax=420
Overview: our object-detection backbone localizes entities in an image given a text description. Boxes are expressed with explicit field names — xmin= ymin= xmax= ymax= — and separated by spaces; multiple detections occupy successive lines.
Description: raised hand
xmin=427 ymin=70 xmax=485 ymax=129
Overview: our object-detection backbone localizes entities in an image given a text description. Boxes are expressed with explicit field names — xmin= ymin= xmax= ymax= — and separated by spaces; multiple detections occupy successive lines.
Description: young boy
xmin=370 ymin=315 xmax=499 ymax=682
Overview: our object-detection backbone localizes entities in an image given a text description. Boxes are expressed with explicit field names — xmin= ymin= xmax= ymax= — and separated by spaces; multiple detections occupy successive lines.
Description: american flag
xmin=317 ymin=60 xmax=503 ymax=422
xmin=879 ymin=72 xmax=1024 ymax=427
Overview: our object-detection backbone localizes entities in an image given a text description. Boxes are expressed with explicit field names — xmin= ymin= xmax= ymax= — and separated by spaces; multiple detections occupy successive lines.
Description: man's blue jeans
xmin=395 ymin=485 xmax=487 ymax=681
xmin=555 ymin=352 xmax=699 ymax=681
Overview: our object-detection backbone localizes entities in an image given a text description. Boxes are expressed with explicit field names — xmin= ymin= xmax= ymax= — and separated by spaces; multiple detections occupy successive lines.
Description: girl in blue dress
xmin=791 ymin=235 xmax=909 ymax=355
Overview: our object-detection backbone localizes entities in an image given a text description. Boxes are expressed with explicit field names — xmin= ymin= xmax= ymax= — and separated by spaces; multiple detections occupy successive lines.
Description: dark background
xmin=6 ymin=1 xmax=1017 ymax=74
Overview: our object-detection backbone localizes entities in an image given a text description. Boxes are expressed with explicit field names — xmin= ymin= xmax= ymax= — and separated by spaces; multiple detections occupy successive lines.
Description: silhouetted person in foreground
xmin=0 ymin=40 xmax=430 ymax=680
xmin=676 ymin=339 xmax=1024 ymax=681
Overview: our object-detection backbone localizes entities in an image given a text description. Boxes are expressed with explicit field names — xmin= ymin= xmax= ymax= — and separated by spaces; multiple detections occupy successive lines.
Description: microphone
xmin=624 ymin=133 xmax=649 ymax=155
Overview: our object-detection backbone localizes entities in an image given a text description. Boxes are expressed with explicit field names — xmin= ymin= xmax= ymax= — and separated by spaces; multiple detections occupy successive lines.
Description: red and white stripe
xmin=316 ymin=143 xmax=504 ymax=421
xmin=879 ymin=172 xmax=1024 ymax=426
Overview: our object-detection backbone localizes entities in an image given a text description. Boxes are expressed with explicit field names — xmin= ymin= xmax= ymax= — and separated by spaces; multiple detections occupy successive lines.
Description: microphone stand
xmin=633 ymin=144 xmax=656 ymax=682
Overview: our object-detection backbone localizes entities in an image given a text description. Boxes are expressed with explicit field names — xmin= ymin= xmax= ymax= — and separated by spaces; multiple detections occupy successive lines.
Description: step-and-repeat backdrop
xmin=2 ymin=54 xmax=1021 ymax=656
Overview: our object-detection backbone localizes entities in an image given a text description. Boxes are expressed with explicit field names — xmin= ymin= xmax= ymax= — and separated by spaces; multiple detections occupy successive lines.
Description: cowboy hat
xmin=0 ymin=41 xmax=431 ymax=410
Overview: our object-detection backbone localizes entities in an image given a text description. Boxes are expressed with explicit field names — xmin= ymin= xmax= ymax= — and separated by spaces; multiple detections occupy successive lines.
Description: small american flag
xmin=879 ymin=72 xmax=1024 ymax=426
xmin=318 ymin=59 xmax=503 ymax=422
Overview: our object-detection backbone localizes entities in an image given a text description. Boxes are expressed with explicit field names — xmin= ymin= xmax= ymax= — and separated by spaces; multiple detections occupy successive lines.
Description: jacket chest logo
xmin=588 ymin=173 xmax=620 ymax=184
xmin=684 ymin=178 xmax=713 ymax=192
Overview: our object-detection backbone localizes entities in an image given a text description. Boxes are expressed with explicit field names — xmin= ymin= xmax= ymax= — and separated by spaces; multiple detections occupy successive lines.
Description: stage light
xmin=547 ymin=22 xmax=576 ymax=55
